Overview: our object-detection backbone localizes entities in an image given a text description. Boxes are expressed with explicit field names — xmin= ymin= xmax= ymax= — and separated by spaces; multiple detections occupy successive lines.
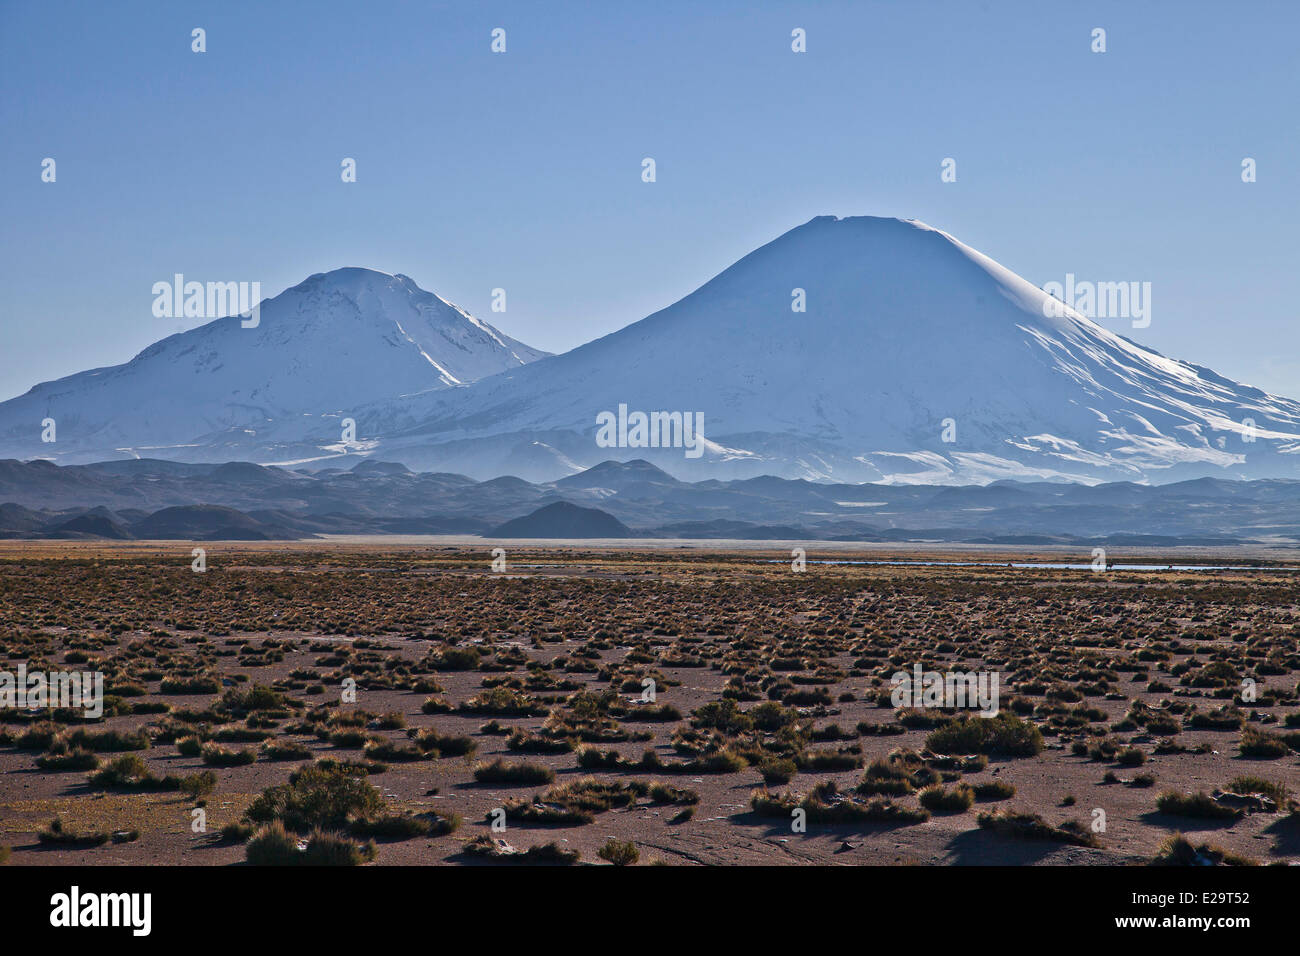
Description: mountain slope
xmin=4 ymin=218 xmax=1298 ymax=484
xmin=354 ymin=216 xmax=1300 ymax=483
xmin=0 ymin=268 xmax=547 ymax=465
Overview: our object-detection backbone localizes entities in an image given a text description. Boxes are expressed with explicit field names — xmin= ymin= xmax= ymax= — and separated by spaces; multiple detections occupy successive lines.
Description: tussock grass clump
xmin=219 ymin=821 xmax=256 ymax=844
xmin=216 ymin=683 xmax=293 ymax=717
xmin=14 ymin=723 xmax=62 ymax=751
xmin=925 ymin=713 xmax=1044 ymax=757
xmin=160 ymin=674 xmax=221 ymax=695
xmin=1155 ymin=791 xmax=1243 ymax=820
xmin=458 ymin=688 xmax=547 ymax=717
xmin=795 ymin=749 xmax=864 ymax=772
xmin=546 ymin=777 xmax=644 ymax=811
xmin=362 ymin=739 xmax=426 ymax=763
xmin=262 ymin=739 xmax=313 ymax=761
xmin=573 ymin=746 xmax=745 ymax=776
xmin=299 ymin=830 xmax=377 ymax=865
xmin=972 ymin=780 xmax=1016 ymax=801
xmin=371 ymin=712 xmax=406 ymax=730
xmin=63 ymin=727 xmax=150 ymax=752
xmin=38 ymin=818 xmax=108 ymax=847
xmin=751 ymin=782 xmax=930 ymax=825
xmin=245 ymin=821 xmax=377 ymax=866
xmin=200 ymin=743 xmax=256 ymax=766
xmin=472 ymin=758 xmax=556 ymax=785
xmin=326 ymin=728 xmax=373 ymax=750
xmin=497 ymin=777 xmax=644 ymax=825
xmin=926 ymin=753 xmax=988 ymax=773
xmin=211 ymin=725 xmax=273 ymax=743
xmin=1187 ymin=706 xmax=1244 ymax=731
xmin=462 ymin=835 xmax=580 ymax=865
xmin=976 ymin=811 xmax=1100 ymax=847
xmin=856 ymin=749 xmax=938 ymax=796
xmin=1238 ymin=727 xmax=1289 ymax=759
xmin=1151 ymin=833 xmax=1256 ymax=866
xmin=507 ymin=730 xmax=575 ymax=754
xmin=614 ymin=703 xmax=682 ymax=723
xmin=349 ymin=812 xmax=459 ymax=840
xmin=648 ymin=782 xmax=699 ymax=806
xmin=427 ymin=646 xmax=481 ymax=671
xmin=495 ymin=801 xmax=592 ymax=826
xmin=36 ymin=745 xmax=99 ymax=771
xmin=918 ymin=783 xmax=975 ymax=813
xmin=87 ymin=754 xmax=172 ymax=791
xmin=1115 ymin=747 xmax=1145 ymax=767
xmin=414 ymin=729 xmax=478 ymax=758
xmin=1227 ymin=776 xmax=1288 ymax=808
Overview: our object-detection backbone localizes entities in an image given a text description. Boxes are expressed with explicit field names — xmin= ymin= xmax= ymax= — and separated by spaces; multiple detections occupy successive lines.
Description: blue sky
xmin=2 ymin=0 xmax=1297 ymax=401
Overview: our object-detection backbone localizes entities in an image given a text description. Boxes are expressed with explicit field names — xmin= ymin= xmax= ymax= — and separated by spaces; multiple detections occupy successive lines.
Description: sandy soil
xmin=1 ymin=542 xmax=1297 ymax=866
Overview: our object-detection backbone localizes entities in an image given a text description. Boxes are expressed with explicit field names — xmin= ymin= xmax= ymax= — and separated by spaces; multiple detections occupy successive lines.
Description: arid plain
xmin=2 ymin=541 xmax=1298 ymax=866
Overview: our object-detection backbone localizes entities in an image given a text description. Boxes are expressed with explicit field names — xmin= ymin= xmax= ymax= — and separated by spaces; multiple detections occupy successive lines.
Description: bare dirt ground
xmin=1 ymin=541 xmax=1298 ymax=866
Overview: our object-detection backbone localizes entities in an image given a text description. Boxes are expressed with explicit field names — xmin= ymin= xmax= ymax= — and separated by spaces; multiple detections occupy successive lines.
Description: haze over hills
xmin=2 ymin=457 xmax=1298 ymax=546
xmin=2 ymin=217 xmax=1299 ymax=486
xmin=0 ymin=268 xmax=547 ymax=465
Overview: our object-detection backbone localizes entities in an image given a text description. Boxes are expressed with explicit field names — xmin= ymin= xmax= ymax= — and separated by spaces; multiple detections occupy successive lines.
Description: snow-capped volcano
xmin=3 ymin=218 xmax=1298 ymax=483
xmin=0 ymin=268 xmax=547 ymax=464
xmin=351 ymin=216 xmax=1300 ymax=483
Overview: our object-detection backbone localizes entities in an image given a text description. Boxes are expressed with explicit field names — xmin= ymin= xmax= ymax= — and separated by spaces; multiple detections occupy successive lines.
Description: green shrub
xmin=246 ymin=761 xmax=386 ymax=833
xmin=180 ymin=770 xmax=218 ymax=799
xmin=758 ymin=757 xmax=797 ymax=785
xmin=597 ymin=839 xmax=640 ymax=866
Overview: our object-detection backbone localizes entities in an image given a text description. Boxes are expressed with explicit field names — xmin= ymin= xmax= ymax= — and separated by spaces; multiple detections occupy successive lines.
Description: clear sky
xmin=2 ymin=0 xmax=1297 ymax=402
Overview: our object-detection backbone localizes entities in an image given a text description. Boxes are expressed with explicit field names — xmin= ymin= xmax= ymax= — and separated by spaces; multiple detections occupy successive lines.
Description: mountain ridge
xmin=1 ymin=457 xmax=1298 ymax=546
xmin=2 ymin=218 xmax=1298 ymax=484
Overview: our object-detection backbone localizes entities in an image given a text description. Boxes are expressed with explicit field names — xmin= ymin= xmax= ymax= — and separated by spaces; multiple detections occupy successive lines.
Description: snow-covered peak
xmin=0 ymin=268 xmax=548 ymax=463
xmin=354 ymin=215 xmax=1300 ymax=483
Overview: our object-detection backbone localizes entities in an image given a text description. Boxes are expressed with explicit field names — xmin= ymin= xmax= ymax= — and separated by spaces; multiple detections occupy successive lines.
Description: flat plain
xmin=2 ymin=541 xmax=1298 ymax=866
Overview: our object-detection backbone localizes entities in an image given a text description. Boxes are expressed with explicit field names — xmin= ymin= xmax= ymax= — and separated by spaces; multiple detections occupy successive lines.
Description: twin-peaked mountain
xmin=0 ymin=268 xmax=546 ymax=465
xmin=2 ymin=217 xmax=1299 ymax=484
